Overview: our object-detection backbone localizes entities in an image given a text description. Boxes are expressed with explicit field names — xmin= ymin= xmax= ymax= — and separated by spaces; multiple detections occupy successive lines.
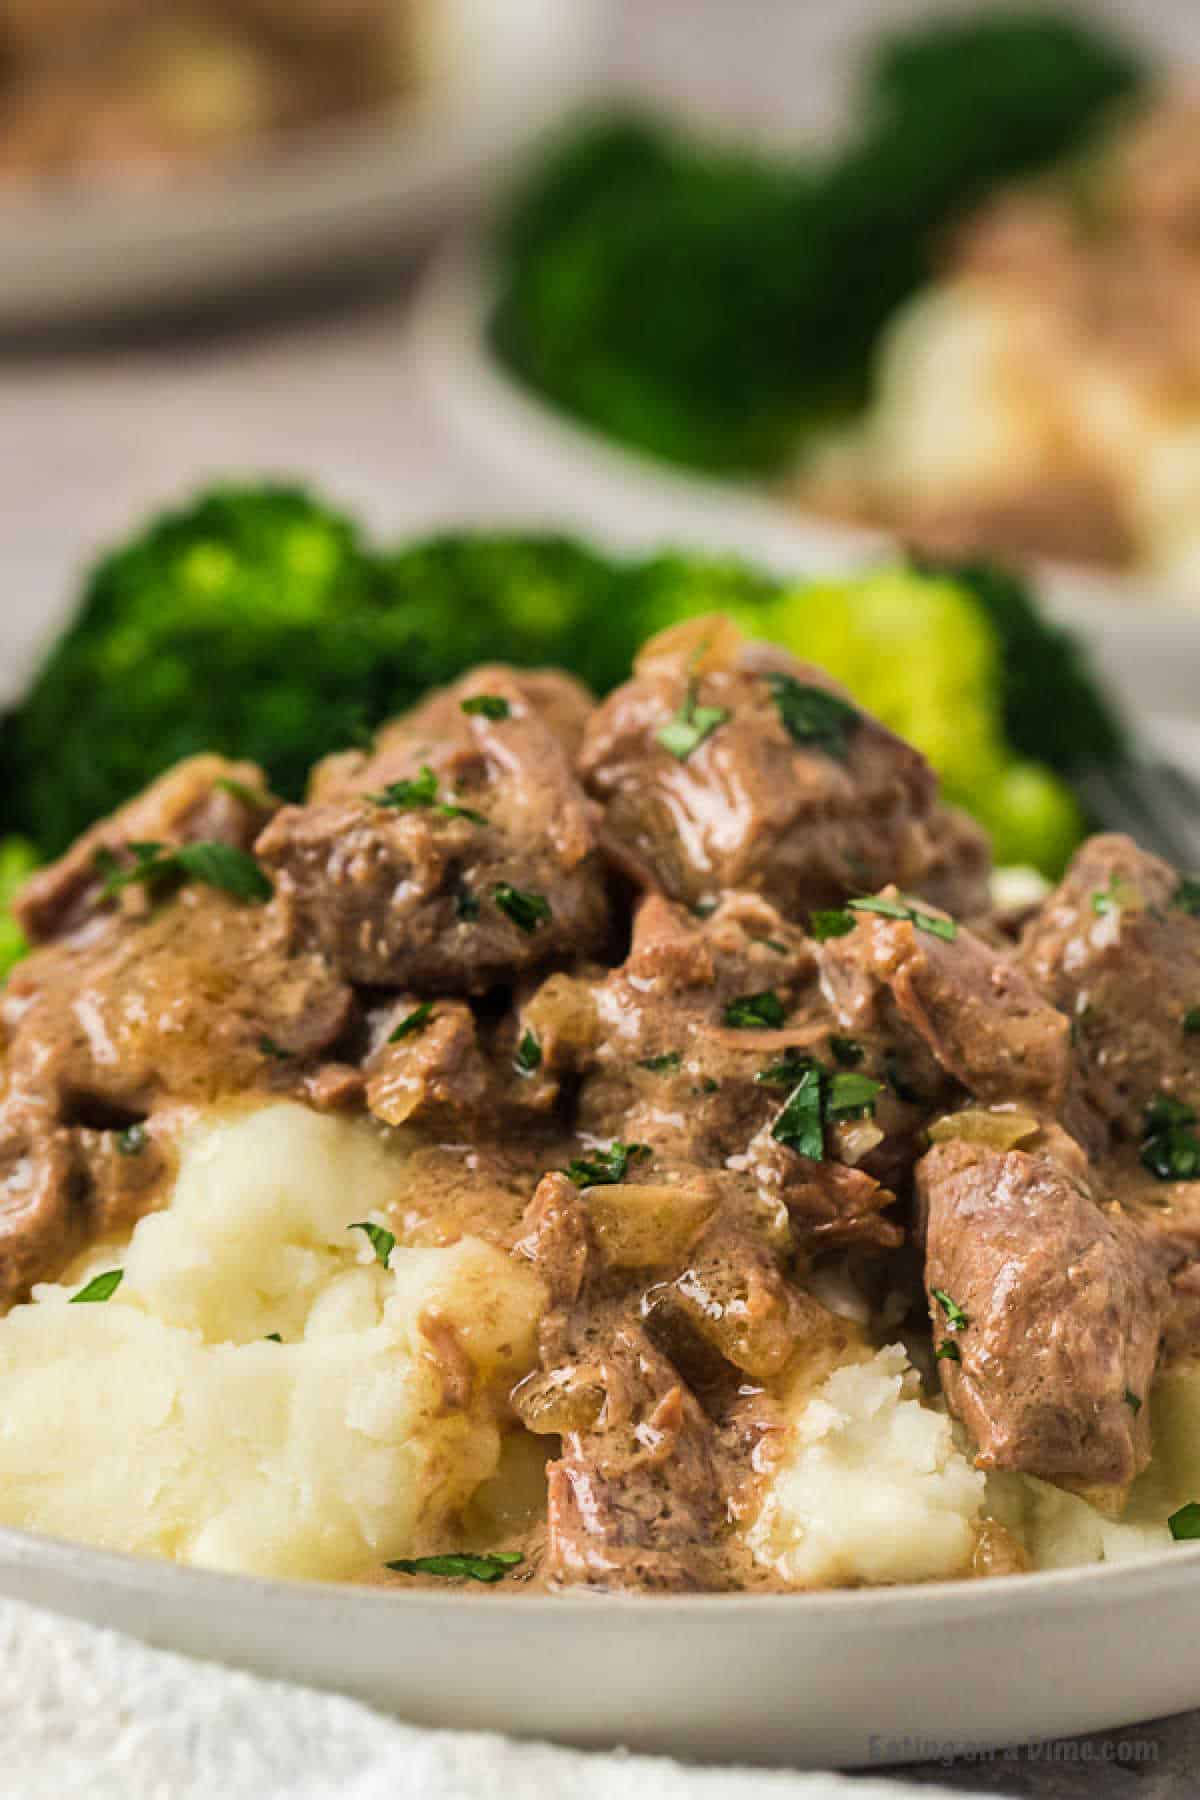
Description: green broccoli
xmin=0 ymin=484 xmax=1124 ymax=879
xmin=0 ymin=838 xmax=39 ymax=979
xmin=492 ymin=12 xmax=1145 ymax=475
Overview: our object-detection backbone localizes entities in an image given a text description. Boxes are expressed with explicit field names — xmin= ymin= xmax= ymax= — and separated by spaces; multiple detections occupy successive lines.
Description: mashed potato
xmin=746 ymin=1344 xmax=986 ymax=1587
xmin=0 ymin=1104 xmax=545 ymax=1580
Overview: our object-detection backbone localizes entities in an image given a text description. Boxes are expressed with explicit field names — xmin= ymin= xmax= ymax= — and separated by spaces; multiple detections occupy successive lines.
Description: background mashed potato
xmin=746 ymin=1344 xmax=986 ymax=1587
xmin=0 ymin=1104 xmax=545 ymax=1580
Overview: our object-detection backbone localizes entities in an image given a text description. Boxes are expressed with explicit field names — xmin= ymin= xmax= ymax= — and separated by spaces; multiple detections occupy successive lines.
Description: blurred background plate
xmin=412 ymin=240 xmax=1200 ymax=726
xmin=0 ymin=0 xmax=611 ymax=331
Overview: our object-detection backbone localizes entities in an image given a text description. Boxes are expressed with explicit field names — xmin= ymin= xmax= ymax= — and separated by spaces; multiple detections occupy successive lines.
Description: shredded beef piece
xmin=258 ymin=668 xmax=610 ymax=991
xmin=579 ymin=616 xmax=988 ymax=920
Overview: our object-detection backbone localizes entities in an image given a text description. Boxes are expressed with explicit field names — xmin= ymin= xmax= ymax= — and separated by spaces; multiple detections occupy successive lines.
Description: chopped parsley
xmin=368 ymin=765 xmax=486 ymax=825
xmin=389 ymin=1002 xmax=435 ymax=1044
xmin=1173 ymin=878 xmax=1200 ymax=917
xmin=766 ymin=674 xmax=859 ymax=761
xmin=70 ymin=1269 xmax=123 ymax=1305
xmin=826 ymin=1072 xmax=883 ymax=1120
xmin=1185 ymin=1009 xmax=1200 ymax=1037
xmin=1125 ymin=1389 xmax=1143 ymax=1415
xmin=460 ymin=695 xmax=511 ymax=721
xmin=693 ymin=898 xmax=718 ymax=919
xmin=96 ymin=839 xmax=273 ymax=904
xmin=769 ymin=1064 xmax=825 ymax=1160
xmin=848 ymin=895 xmax=957 ymax=941
xmin=514 ymin=1028 xmax=542 ymax=1076
xmin=116 ymin=1122 xmax=147 ymax=1156
xmin=829 ymin=1034 xmax=863 ymax=1067
xmin=455 ymin=887 xmax=481 ymax=922
xmin=265 ymin=1333 xmax=282 ymax=1343
xmin=494 ymin=884 xmax=552 ymax=934
xmin=259 ymin=1035 xmax=293 ymax=1061
xmin=213 ymin=775 xmax=274 ymax=809
xmin=1140 ymin=1094 xmax=1200 ymax=1182
xmin=1091 ymin=875 xmax=1128 ymax=917
xmin=936 ymin=1341 xmax=961 ymax=1364
xmin=349 ymin=1221 xmax=396 ymax=1267
xmin=640 ymin=1051 xmax=682 ymax=1073
xmin=386 ymin=1550 xmax=524 ymax=1583
xmin=756 ymin=1051 xmax=815 ymax=1089
xmin=932 ymin=1289 xmax=969 ymax=1333
xmin=1168 ymin=1502 xmax=1200 ymax=1541
xmin=655 ymin=683 xmax=729 ymax=761
xmin=763 ymin=939 xmax=789 ymax=954
xmin=564 ymin=1141 xmax=649 ymax=1186
xmin=723 ymin=990 xmax=786 ymax=1029
xmin=810 ymin=909 xmax=855 ymax=942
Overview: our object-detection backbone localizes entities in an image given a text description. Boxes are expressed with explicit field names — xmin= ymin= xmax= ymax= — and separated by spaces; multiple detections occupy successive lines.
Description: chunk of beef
xmin=16 ymin=754 xmax=277 ymax=945
xmin=361 ymin=996 xmax=493 ymax=1128
xmin=1021 ymin=834 xmax=1200 ymax=1151
xmin=821 ymin=887 xmax=1070 ymax=1113
xmin=258 ymin=668 xmax=610 ymax=992
xmin=918 ymin=1126 xmax=1164 ymax=1499
xmin=579 ymin=614 xmax=988 ymax=918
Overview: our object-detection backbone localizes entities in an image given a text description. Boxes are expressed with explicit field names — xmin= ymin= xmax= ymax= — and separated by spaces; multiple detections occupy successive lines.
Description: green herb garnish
xmin=755 ymin=1052 xmax=816 ymax=1089
xmin=515 ymin=1029 xmax=543 ymax=1076
xmin=1184 ymin=1009 xmax=1200 ymax=1037
xmin=936 ymin=1341 xmax=961 ymax=1364
xmin=368 ymin=765 xmax=486 ymax=825
xmin=829 ymin=1035 xmax=864 ymax=1067
xmin=826 ymin=1072 xmax=883 ymax=1120
xmin=461 ymin=695 xmax=512 ymax=721
xmin=97 ymin=839 xmax=273 ymax=904
xmin=810 ymin=908 xmax=855 ymax=942
xmin=656 ymin=683 xmax=729 ymax=761
xmin=848 ymin=895 xmax=957 ymax=941
xmin=389 ymin=1002 xmax=435 ymax=1044
xmin=456 ymin=888 xmax=481 ymax=921
xmin=1168 ymin=1502 xmax=1200 ymax=1541
xmin=933 ymin=1289 xmax=969 ymax=1333
xmin=349 ymin=1221 xmax=397 ymax=1267
xmin=259 ymin=1035 xmax=293 ymax=1061
xmin=1173 ymin=879 xmax=1200 ymax=917
xmin=116 ymin=1123 xmax=147 ymax=1155
xmin=1125 ymin=1389 xmax=1142 ymax=1415
xmin=70 ymin=1269 xmax=124 ymax=1304
xmin=1140 ymin=1094 xmax=1200 ymax=1181
xmin=723 ymin=990 xmax=786 ymax=1029
xmin=770 ymin=1064 xmax=825 ymax=1160
xmin=494 ymin=884 xmax=552 ymax=934
xmin=213 ymin=775 xmax=274 ymax=809
xmin=386 ymin=1550 xmax=524 ymax=1583
xmin=564 ymin=1141 xmax=649 ymax=1186
xmin=640 ymin=1051 xmax=682 ymax=1073
xmin=265 ymin=1333 xmax=282 ymax=1343
xmin=767 ymin=674 xmax=859 ymax=760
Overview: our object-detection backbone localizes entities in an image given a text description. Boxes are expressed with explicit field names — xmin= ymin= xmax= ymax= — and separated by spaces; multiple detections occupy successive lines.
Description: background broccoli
xmin=0 ymin=838 xmax=39 ymax=980
xmin=0 ymin=483 xmax=1125 ymax=902
xmin=491 ymin=10 xmax=1146 ymax=475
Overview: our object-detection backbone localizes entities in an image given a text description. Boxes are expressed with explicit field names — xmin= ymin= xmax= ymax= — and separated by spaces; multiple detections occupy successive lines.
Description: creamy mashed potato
xmin=0 ymin=1104 xmax=545 ymax=1580
xmin=746 ymin=1345 xmax=986 ymax=1587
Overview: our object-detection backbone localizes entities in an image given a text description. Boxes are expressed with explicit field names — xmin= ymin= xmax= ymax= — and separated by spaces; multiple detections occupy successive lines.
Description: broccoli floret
xmin=0 ymin=838 xmax=39 ymax=979
xmin=492 ymin=12 xmax=1145 ymax=475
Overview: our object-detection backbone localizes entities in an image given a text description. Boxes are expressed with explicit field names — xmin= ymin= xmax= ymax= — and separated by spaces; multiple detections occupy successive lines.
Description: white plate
xmin=0 ymin=1520 xmax=1198 ymax=1767
xmin=411 ymin=243 xmax=1200 ymax=722
xmin=0 ymin=0 xmax=610 ymax=330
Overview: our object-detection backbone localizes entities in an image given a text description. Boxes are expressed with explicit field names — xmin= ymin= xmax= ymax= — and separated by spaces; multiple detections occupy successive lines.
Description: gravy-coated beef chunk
xmin=579 ymin=615 xmax=990 ymax=919
xmin=918 ymin=1125 xmax=1163 ymax=1499
xmin=821 ymin=887 xmax=1070 ymax=1113
xmin=1021 ymin=834 xmax=1200 ymax=1151
xmin=16 ymin=754 xmax=277 ymax=945
xmin=258 ymin=668 xmax=610 ymax=991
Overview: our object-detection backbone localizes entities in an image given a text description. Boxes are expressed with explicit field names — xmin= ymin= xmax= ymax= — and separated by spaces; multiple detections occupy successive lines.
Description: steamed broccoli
xmin=492 ymin=11 xmax=1145 ymax=474
xmin=0 ymin=483 xmax=1124 ymax=878
xmin=0 ymin=838 xmax=39 ymax=978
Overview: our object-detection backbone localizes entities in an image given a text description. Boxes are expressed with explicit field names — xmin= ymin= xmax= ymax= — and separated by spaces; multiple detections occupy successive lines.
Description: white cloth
xmin=0 ymin=1594 xmax=974 ymax=1800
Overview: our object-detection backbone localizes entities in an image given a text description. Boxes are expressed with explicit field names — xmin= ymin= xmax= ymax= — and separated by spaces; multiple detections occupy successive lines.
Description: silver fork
xmin=1074 ymin=754 xmax=1200 ymax=872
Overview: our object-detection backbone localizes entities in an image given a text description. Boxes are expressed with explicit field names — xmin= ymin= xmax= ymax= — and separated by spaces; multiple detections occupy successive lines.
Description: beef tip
xmin=2 ymin=886 xmax=355 ymax=1119
xmin=579 ymin=614 xmax=985 ymax=918
xmin=362 ymin=996 xmax=493 ymax=1128
xmin=16 ymin=754 xmax=277 ymax=945
xmin=258 ymin=669 xmax=611 ymax=992
xmin=0 ymin=1099 xmax=82 ymax=1305
xmin=821 ymin=887 xmax=1070 ymax=1113
xmin=1021 ymin=834 xmax=1200 ymax=1151
xmin=918 ymin=1125 xmax=1164 ymax=1499
xmin=73 ymin=1118 xmax=171 ymax=1240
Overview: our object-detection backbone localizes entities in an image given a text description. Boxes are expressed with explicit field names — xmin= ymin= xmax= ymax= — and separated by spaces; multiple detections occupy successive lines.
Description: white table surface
xmin=1 ymin=2 xmax=1199 ymax=1792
